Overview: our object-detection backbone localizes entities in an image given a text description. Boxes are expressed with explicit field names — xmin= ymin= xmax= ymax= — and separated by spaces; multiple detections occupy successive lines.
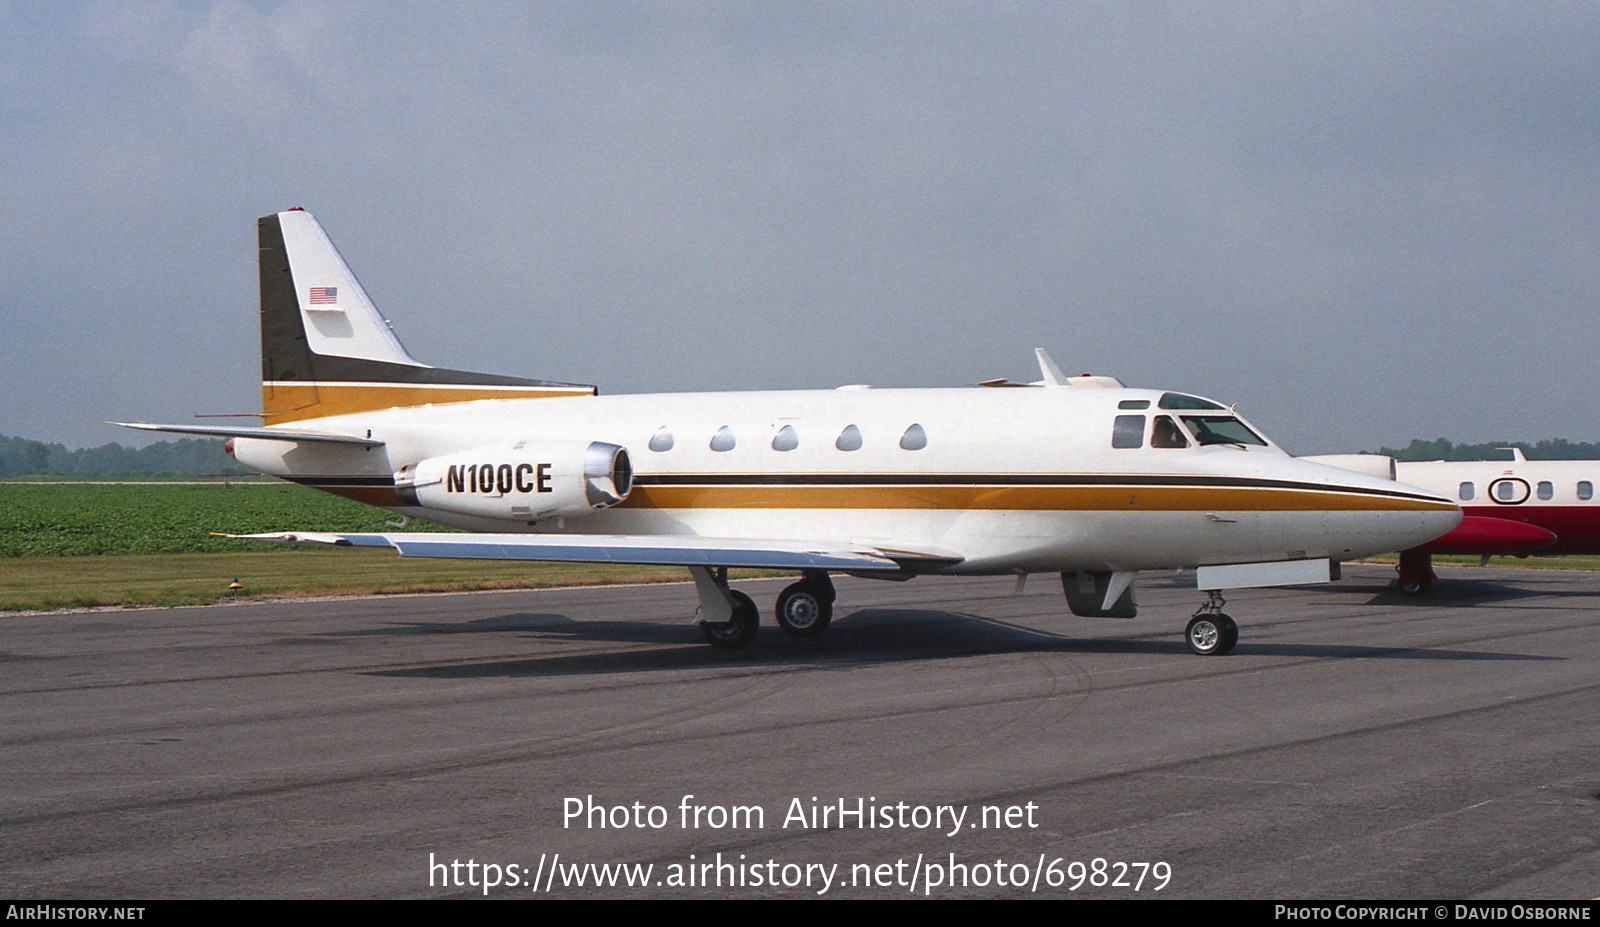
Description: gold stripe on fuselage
xmin=261 ymin=382 xmax=595 ymax=425
xmin=302 ymin=480 xmax=1450 ymax=513
xmin=618 ymin=484 xmax=1452 ymax=512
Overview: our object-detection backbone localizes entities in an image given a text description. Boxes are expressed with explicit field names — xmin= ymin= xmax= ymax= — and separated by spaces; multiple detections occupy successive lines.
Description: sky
xmin=4 ymin=1 xmax=1599 ymax=455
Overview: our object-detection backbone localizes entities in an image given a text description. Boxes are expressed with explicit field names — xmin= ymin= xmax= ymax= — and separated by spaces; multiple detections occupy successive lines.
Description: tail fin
xmin=259 ymin=208 xmax=594 ymax=426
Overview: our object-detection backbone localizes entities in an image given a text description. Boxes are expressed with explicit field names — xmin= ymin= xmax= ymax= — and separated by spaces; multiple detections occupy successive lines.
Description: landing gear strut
xmin=1396 ymin=550 xmax=1435 ymax=596
xmin=775 ymin=571 xmax=835 ymax=637
xmin=1186 ymin=590 xmax=1239 ymax=656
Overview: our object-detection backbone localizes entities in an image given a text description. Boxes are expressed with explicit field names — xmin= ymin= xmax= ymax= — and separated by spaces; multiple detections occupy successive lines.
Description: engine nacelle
xmin=395 ymin=440 xmax=632 ymax=522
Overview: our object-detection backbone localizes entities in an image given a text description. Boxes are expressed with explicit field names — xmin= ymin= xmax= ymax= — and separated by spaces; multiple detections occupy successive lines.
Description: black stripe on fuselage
xmin=629 ymin=473 xmax=1447 ymax=503
xmin=283 ymin=472 xmax=1446 ymax=504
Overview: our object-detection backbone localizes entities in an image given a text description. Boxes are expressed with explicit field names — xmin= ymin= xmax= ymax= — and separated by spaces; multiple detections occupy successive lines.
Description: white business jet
xmin=118 ymin=209 xmax=1460 ymax=655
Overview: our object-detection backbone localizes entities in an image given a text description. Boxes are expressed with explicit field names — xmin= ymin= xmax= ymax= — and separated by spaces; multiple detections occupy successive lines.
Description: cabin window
xmin=1537 ymin=481 xmax=1554 ymax=501
xmin=1580 ymin=481 xmax=1594 ymax=501
xmin=710 ymin=426 xmax=736 ymax=452
xmin=1112 ymin=415 xmax=1145 ymax=449
xmin=1459 ymin=481 xmax=1475 ymax=501
xmin=648 ymin=427 xmax=674 ymax=452
xmin=899 ymin=423 xmax=927 ymax=450
xmin=771 ymin=425 xmax=799 ymax=452
xmin=1491 ymin=478 xmax=1529 ymax=504
xmin=1179 ymin=415 xmax=1267 ymax=447
xmin=1151 ymin=416 xmax=1189 ymax=448
xmin=836 ymin=424 xmax=863 ymax=451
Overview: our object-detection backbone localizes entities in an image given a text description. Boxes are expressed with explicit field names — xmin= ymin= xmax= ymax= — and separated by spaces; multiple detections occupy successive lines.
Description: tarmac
xmin=2 ymin=563 xmax=1597 ymax=899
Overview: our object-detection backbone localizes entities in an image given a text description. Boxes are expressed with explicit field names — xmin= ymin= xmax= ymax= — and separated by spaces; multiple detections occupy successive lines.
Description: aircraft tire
xmin=701 ymin=590 xmax=759 ymax=648
xmin=1186 ymin=613 xmax=1238 ymax=656
xmin=775 ymin=581 xmax=834 ymax=637
xmin=1398 ymin=581 xmax=1429 ymax=596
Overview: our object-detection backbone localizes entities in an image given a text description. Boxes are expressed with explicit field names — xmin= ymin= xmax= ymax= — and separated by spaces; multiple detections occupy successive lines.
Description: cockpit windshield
xmin=1159 ymin=392 xmax=1226 ymax=411
xmin=1180 ymin=415 xmax=1268 ymax=447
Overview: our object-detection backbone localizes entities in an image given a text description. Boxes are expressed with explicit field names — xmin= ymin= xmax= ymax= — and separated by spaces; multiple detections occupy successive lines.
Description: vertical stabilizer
xmin=272 ymin=208 xmax=422 ymax=367
xmin=258 ymin=209 xmax=594 ymax=425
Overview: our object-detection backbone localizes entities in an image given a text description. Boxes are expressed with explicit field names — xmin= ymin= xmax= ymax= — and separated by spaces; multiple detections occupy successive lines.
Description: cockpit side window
xmin=1112 ymin=415 xmax=1145 ymax=449
xmin=1151 ymin=416 xmax=1189 ymax=448
xmin=1179 ymin=415 xmax=1267 ymax=447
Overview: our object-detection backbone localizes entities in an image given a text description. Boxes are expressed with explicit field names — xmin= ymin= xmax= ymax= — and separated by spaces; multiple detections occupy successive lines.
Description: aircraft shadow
xmin=1355 ymin=575 xmax=1600 ymax=607
xmin=319 ymin=613 xmax=587 ymax=637
xmin=363 ymin=605 xmax=1549 ymax=679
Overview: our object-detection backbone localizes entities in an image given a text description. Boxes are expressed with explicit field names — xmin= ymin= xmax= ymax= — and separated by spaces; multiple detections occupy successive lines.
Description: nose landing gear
xmin=1186 ymin=590 xmax=1238 ymax=656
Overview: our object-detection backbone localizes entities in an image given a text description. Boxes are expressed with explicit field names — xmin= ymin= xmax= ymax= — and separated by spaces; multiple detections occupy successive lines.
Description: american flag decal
xmin=308 ymin=286 xmax=338 ymax=305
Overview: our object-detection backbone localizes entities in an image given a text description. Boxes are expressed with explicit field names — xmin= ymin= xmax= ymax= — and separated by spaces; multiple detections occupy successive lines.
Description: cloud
xmin=77 ymin=0 xmax=355 ymax=116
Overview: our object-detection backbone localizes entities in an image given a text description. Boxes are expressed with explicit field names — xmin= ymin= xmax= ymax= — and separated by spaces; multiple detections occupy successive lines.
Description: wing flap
xmin=223 ymin=531 xmax=963 ymax=572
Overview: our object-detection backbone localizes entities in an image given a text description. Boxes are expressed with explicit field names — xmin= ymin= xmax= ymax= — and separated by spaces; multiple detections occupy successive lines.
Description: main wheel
xmin=1186 ymin=613 xmax=1239 ymax=656
xmin=775 ymin=581 xmax=834 ymax=637
xmin=701 ymin=590 xmax=759 ymax=648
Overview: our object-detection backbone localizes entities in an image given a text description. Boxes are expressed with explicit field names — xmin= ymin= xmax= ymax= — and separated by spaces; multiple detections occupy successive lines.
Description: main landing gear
xmin=699 ymin=588 xmax=760 ymax=647
xmin=694 ymin=568 xmax=836 ymax=648
xmin=775 ymin=571 xmax=836 ymax=637
xmin=1395 ymin=550 xmax=1436 ymax=596
xmin=1186 ymin=590 xmax=1239 ymax=656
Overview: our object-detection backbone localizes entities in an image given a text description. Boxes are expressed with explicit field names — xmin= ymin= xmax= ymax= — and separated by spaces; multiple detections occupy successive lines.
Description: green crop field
xmin=0 ymin=482 xmax=435 ymax=557
xmin=0 ymin=481 xmax=761 ymax=611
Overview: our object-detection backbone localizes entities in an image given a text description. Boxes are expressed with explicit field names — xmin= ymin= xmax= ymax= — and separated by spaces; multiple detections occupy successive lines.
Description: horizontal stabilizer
xmin=223 ymin=531 xmax=963 ymax=571
xmin=111 ymin=422 xmax=384 ymax=446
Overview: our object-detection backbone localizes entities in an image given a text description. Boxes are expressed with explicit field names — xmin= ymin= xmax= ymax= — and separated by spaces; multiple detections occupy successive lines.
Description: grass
xmin=0 ymin=549 xmax=734 ymax=612
xmin=0 ymin=481 xmax=783 ymax=612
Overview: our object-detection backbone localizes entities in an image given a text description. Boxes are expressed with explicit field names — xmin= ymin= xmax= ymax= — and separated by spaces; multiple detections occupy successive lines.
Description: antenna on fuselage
xmin=1034 ymin=348 xmax=1069 ymax=386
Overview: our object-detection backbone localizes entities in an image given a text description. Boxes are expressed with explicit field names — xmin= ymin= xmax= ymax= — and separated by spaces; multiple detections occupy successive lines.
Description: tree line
xmin=1374 ymin=438 xmax=1600 ymax=462
xmin=0 ymin=434 xmax=249 ymax=477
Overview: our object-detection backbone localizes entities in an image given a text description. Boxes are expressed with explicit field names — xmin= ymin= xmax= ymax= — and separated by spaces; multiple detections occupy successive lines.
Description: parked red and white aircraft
xmin=1304 ymin=450 xmax=1600 ymax=592
xmin=118 ymin=209 xmax=1461 ymax=654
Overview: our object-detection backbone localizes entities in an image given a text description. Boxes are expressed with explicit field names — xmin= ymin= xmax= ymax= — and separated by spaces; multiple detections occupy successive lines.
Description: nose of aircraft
xmin=1292 ymin=457 xmax=1462 ymax=557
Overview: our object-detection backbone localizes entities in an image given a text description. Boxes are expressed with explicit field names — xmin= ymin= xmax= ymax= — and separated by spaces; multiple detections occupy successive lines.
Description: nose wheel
xmin=1186 ymin=591 xmax=1238 ymax=655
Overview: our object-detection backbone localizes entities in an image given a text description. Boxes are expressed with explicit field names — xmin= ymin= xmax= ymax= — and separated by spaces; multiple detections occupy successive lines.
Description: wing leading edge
xmin=111 ymin=422 xmax=384 ymax=446
xmin=222 ymin=531 xmax=964 ymax=573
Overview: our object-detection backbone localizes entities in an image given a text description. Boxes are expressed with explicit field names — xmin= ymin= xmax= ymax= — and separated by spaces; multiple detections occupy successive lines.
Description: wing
xmin=221 ymin=531 xmax=964 ymax=573
xmin=111 ymin=422 xmax=383 ymax=446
